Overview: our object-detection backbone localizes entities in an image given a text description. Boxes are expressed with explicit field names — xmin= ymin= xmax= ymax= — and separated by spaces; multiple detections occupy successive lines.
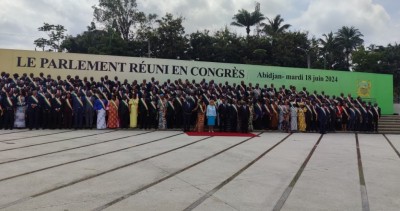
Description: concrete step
xmin=378 ymin=122 xmax=400 ymax=126
xmin=380 ymin=116 xmax=400 ymax=120
xmin=379 ymin=131 xmax=400 ymax=134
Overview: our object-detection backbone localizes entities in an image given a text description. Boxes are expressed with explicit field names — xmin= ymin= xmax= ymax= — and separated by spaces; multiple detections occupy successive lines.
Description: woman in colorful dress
xmin=298 ymin=103 xmax=307 ymax=132
xmin=290 ymin=102 xmax=298 ymax=132
xmin=283 ymin=101 xmax=290 ymax=132
xmin=157 ymin=94 xmax=167 ymax=130
xmin=278 ymin=101 xmax=285 ymax=131
xmin=270 ymin=101 xmax=279 ymax=130
xmin=14 ymin=90 xmax=27 ymax=128
xmin=206 ymin=99 xmax=217 ymax=132
xmin=107 ymin=95 xmax=119 ymax=129
xmin=248 ymin=101 xmax=254 ymax=132
xmin=94 ymin=94 xmax=108 ymax=129
xmin=193 ymin=99 xmax=206 ymax=132
xmin=128 ymin=94 xmax=139 ymax=128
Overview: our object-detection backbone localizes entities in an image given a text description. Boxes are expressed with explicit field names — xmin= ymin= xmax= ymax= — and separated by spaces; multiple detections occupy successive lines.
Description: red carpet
xmin=185 ymin=132 xmax=257 ymax=137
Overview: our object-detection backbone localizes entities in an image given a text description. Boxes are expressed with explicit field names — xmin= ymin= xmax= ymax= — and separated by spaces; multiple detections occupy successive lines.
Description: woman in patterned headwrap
xmin=158 ymin=94 xmax=167 ymax=130
xmin=14 ymin=90 xmax=27 ymax=128
xmin=193 ymin=98 xmax=206 ymax=132
xmin=107 ymin=95 xmax=119 ymax=129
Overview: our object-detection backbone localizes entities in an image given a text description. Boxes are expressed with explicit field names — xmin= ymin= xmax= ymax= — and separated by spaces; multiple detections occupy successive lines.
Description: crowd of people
xmin=0 ymin=72 xmax=381 ymax=134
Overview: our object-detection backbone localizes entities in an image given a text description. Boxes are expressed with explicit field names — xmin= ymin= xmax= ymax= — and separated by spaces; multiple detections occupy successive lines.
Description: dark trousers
xmin=139 ymin=113 xmax=149 ymax=129
xmin=53 ymin=110 xmax=62 ymax=129
xmin=374 ymin=120 xmax=378 ymax=132
xmin=167 ymin=114 xmax=174 ymax=129
xmin=85 ymin=109 xmax=94 ymax=129
xmin=175 ymin=111 xmax=183 ymax=128
xmin=149 ymin=113 xmax=157 ymax=129
xmin=183 ymin=113 xmax=191 ymax=131
xmin=42 ymin=109 xmax=52 ymax=129
xmin=219 ymin=117 xmax=226 ymax=132
xmin=63 ymin=113 xmax=73 ymax=129
xmin=3 ymin=109 xmax=15 ymax=129
xmin=119 ymin=111 xmax=129 ymax=129
xmin=319 ymin=120 xmax=326 ymax=134
xmin=254 ymin=117 xmax=262 ymax=130
xmin=74 ymin=109 xmax=84 ymax=129
xmin=28 ymin=108 xmax=40 ymax=129
xmin=240 ymin=119 xmax=248 ymax=133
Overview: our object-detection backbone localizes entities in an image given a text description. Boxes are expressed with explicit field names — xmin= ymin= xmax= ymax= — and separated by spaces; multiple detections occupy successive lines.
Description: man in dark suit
xmin=238 ymin=101 xmax=250 ymax=133
xmin=27 ymin=90 xmax=41 ymax=130
xmin=166 ymin=98 xmax=175 ymax=129
xmin=41 ymin=93 xmax=53 ymax=129
xmin=173 ymin=95 xmax=183 ymax=129
xmin=218 ymin=97 xmax=228 ymax=132
xmin=148 ymin=98 xmax=158 ymax=129
xmin=372 ymin=103 xmax=381 ymax=132
xmin=2 ymin=90 xmax=16 ymax=130
xmin=119 ymin=95 xmax=130 ymax=129
xmin=182 ymin=97 xmax=192 ymax=132
xmin=138 ymin=93 xmax=150 ymax=129
xmin=72 ymin=92 xmax=85 ymax=129
xmin=317 ymin=104 xmax=328 ymax=134
xmin=52 ymin=93 xmax=63 ymax=129
xmin=253 ymin=100 xmax=263 ymax=130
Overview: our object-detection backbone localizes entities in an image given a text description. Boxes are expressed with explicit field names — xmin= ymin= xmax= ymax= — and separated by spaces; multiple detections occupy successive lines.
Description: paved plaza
xmin=0 ymin=129 xmax=399 ymax=211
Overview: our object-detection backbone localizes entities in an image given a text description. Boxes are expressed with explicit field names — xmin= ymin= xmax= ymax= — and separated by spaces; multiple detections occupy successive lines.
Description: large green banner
xmin=0 ymin=49 xmax=393 ymax=114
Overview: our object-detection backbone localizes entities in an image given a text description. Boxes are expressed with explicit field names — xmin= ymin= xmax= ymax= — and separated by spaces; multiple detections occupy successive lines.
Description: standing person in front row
xmin=129 ymin=94 xmax=139 ymax=128
xmin=73 ymin=92 xmax=85 ymax=129
xmin=119 ymin=95 xmax=130 ymax=129
xmin=206 ymin=99 xmax=217 ymax=132
xmin=193 ymin=98 xmax=206 ymax=132
xmin=298 ymin=103 xmax=307 ymax=132
xmin=14 ymin=90 xmax=27 ymax=129
xmin=318 ymin=103 xmax=328 ymax=134
xmin=62 ymin=93 xmax=73 ymax=129
xmin=2 ymin=91 xmax=16 ymax=130
xmin=182 ymin=97 xmax=192 ymax=132
xmin=94 ymin=94 xmax=108 ymax=129
xmin=27 ymin=90 xmax=40 ymax=130
xmin=238 ymin=101 xmax=250 ymax=133
xmin=158 ymin=94 xmax=167 ymax=130
xmin=84 ymin=91 xmax=95 ymax=129
xmin=107 ymin=95 xmax=119 ymax=129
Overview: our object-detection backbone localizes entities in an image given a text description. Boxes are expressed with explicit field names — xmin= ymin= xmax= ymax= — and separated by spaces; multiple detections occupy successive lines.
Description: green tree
xmin=319 ymin=32 xmax=340 ymax=69
xmin=261 ymin=14 xmax=291 ymax=38
xmin=93 ymin=0 xmax=142 ymax=41
xmin=61 ymin=22 xmax=126 ymax=55
xmin=136 ymin=13 xmax=158 ymax=57
xmin=212 ymin=27 xmax=244 ymax=63
xmin=188 ymin=30 xmax=216 ymax=61
xmin=231 ymin=9 xmax=265 ymax=36
xmin=152 ymin=13 xmax=189 ymax=59
xmin=34 ymin=23 xmax=67 ymax=52
xmin=335 ymin=26 xmax=364 ymax=70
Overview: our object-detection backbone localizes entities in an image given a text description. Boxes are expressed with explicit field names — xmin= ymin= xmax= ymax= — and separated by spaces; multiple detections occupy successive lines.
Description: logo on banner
xmin=357 ymin=80 xmax=371 ymax=97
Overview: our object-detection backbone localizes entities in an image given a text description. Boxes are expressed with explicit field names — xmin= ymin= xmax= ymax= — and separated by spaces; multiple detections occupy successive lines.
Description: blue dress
xmin=206 ymin=105 xmax=217 ymax=126
xmin=94 ymin=99 xmax=108 ymax=129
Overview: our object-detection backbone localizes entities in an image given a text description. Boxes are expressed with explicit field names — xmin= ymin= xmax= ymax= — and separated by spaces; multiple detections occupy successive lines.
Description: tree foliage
xmin=231 ymin=9 xmax=265 ymax=36
xmin=93 ymin=0 xmax=142 ymax=40
xmin=42 ymin=1 xmax=399 ymax=99
xmin=34 ymin=23 xmax=67 ymax=52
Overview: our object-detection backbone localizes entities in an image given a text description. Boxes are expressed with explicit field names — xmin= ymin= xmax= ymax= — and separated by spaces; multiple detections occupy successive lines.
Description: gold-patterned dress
xmin=298 ymin=107 xmax=307 ymax=132
xmin=129 ymin=98 xmax=139 ymax=128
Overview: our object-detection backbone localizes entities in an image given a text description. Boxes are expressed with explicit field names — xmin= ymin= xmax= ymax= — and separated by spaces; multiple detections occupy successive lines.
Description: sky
xmin=0 ymin=0 xmax=399 ymax=50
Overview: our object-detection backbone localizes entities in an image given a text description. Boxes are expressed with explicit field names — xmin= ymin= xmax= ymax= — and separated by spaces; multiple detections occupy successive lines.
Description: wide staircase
xmin=378 ymin=115 xmax=400 ymax=134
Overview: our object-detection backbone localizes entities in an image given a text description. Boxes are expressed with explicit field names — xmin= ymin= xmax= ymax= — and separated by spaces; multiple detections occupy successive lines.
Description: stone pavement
xmin=0 ymin=129 xmax=399 ymax=211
